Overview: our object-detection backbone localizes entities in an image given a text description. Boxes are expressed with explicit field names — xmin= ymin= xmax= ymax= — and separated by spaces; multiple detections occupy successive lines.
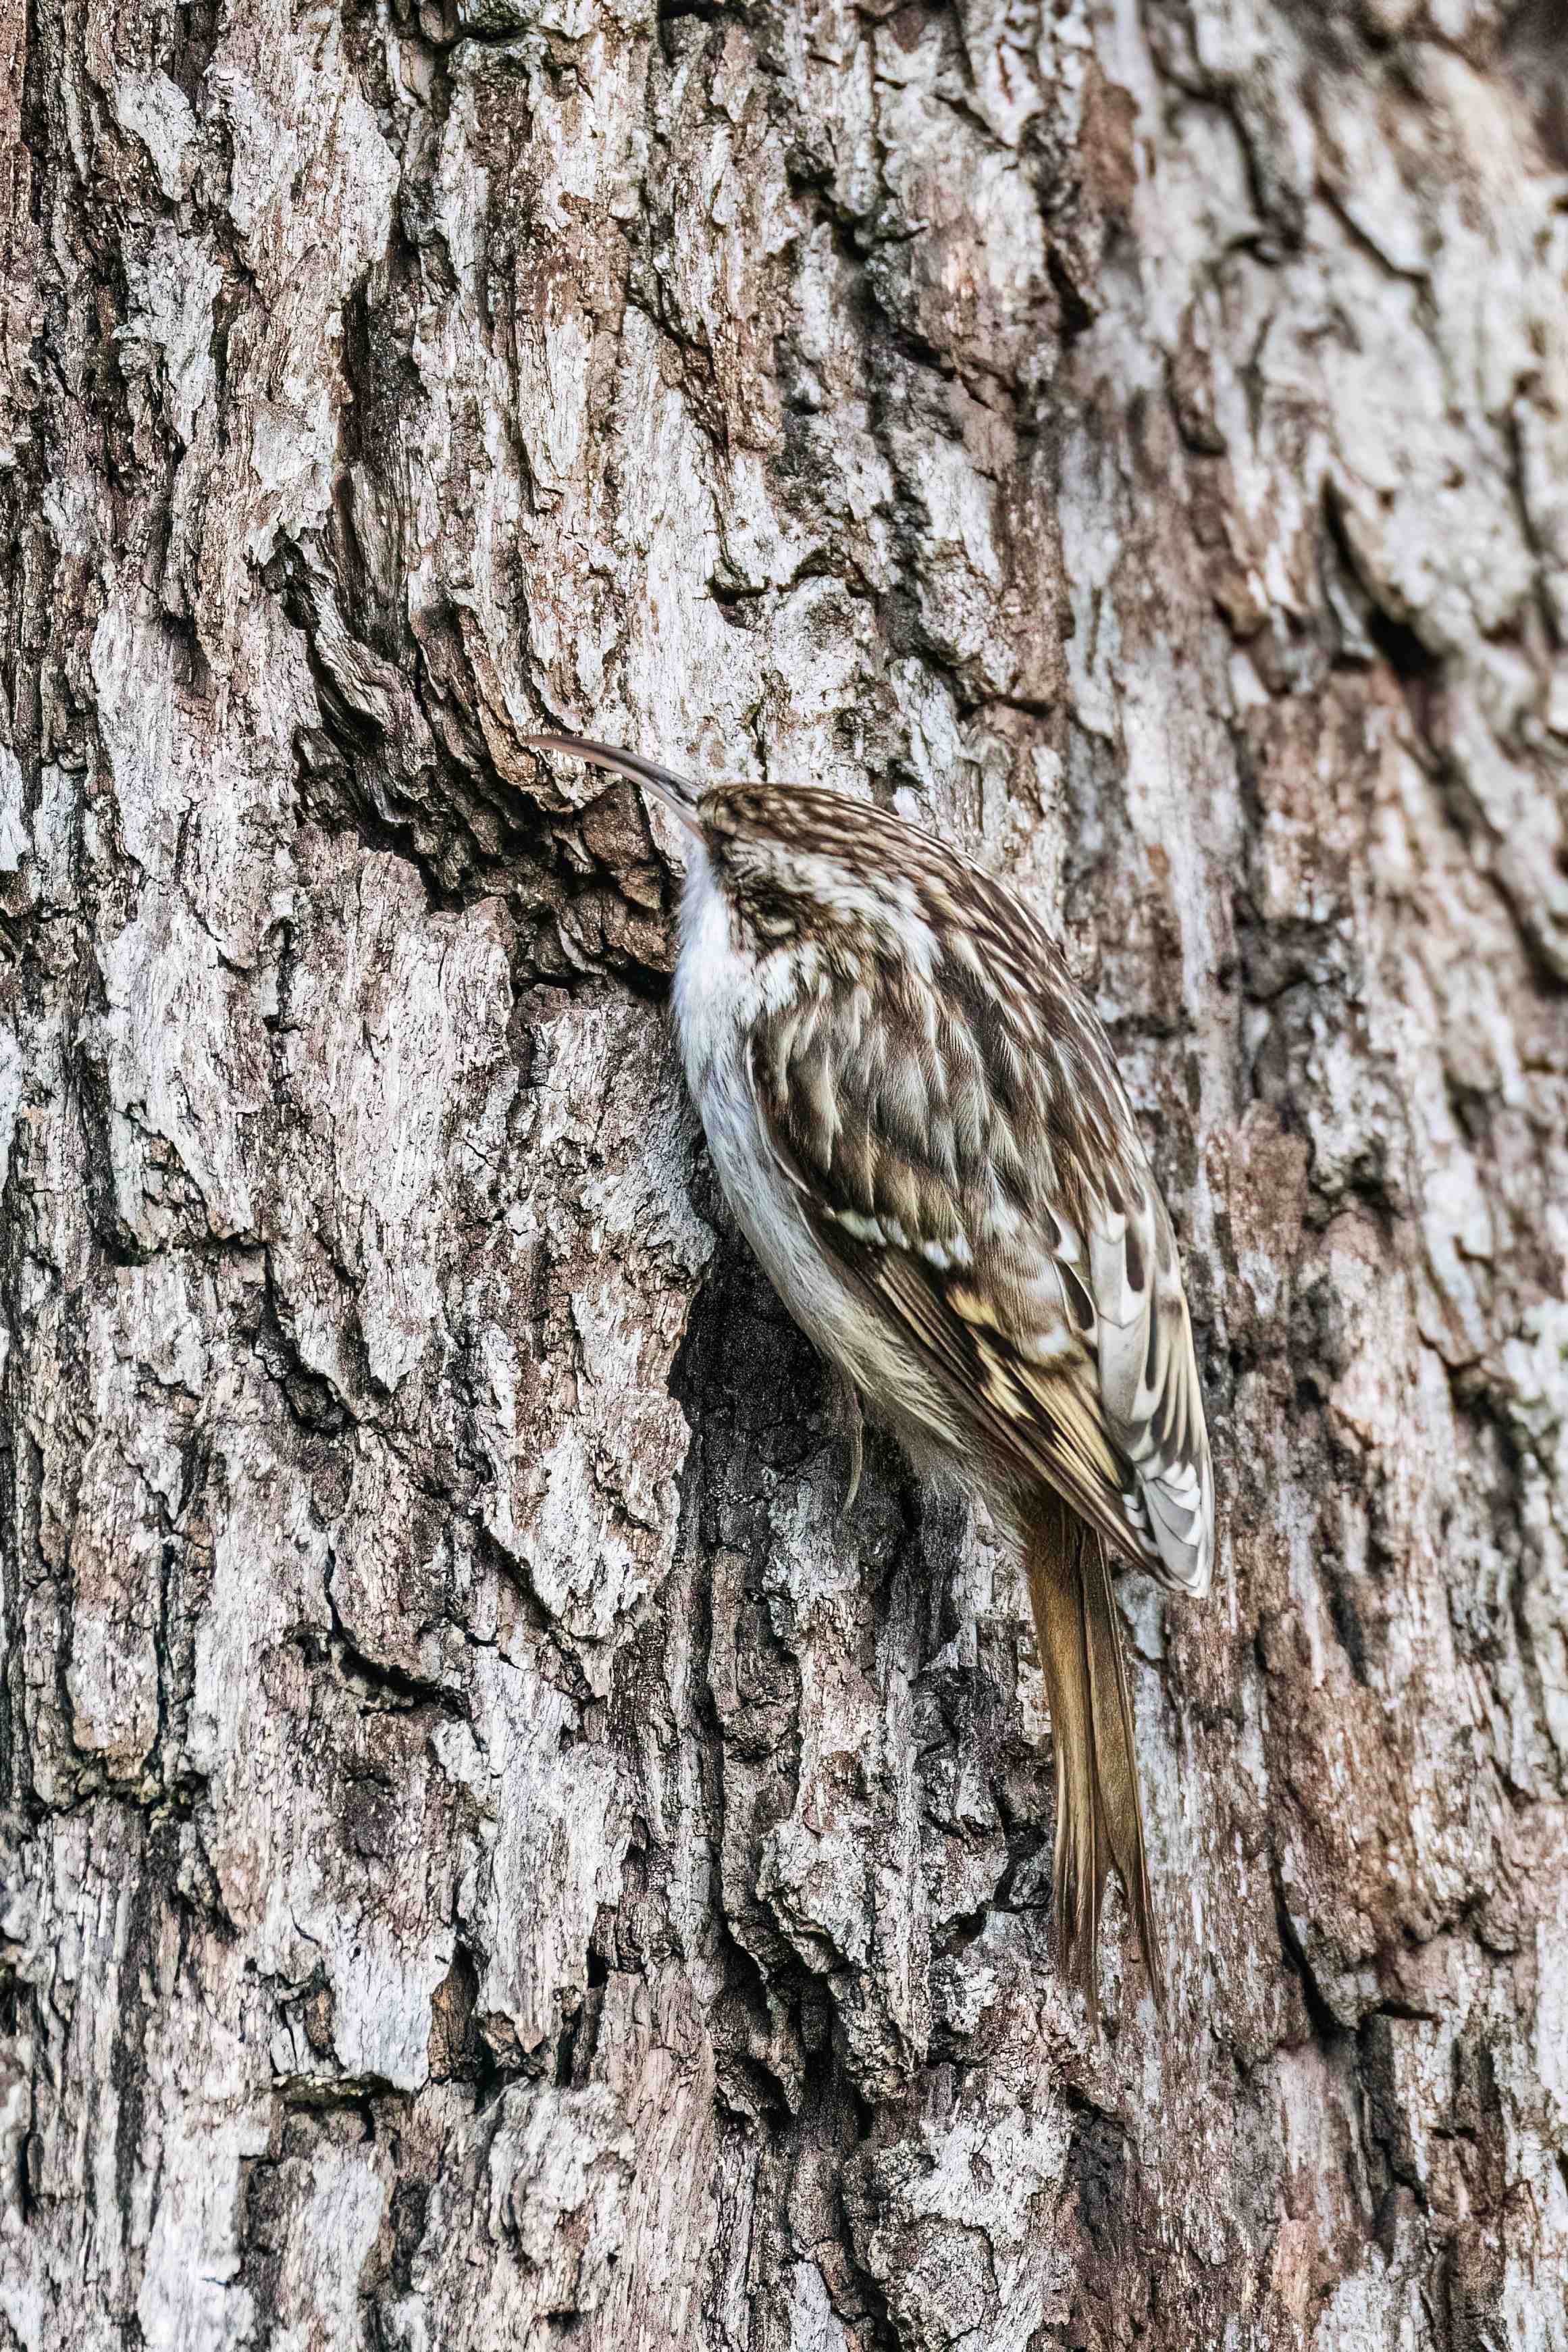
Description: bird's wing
xmin=747 ymin=935 xmax=1213 ymax=1595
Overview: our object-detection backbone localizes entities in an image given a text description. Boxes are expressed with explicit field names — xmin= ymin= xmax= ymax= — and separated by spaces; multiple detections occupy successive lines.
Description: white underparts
xmin=673 ymin=846 xmax=954 ymax=1452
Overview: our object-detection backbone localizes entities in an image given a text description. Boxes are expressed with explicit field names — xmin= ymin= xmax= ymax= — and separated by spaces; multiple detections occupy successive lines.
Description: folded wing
xmin=748 ymin=935 xmax=1213 ymax=1595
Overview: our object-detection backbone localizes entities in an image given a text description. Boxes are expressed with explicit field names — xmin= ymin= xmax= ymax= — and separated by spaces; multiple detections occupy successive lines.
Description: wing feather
xmin=748 ymin=940 xmax=1214 ymax=1595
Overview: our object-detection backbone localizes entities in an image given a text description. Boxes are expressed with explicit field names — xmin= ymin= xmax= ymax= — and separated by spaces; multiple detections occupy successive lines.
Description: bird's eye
xmin=750 ymin=896 xmax=795 ymax=942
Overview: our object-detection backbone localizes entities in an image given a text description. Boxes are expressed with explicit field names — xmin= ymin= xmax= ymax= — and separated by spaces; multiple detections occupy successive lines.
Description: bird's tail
xmin=1024 ymin=1488 xmax=1163 ymax=2027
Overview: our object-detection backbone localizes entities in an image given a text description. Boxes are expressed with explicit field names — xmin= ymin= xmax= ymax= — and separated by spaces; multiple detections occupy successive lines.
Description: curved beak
xmin=522 ymin=733 xmax=704 ymax=838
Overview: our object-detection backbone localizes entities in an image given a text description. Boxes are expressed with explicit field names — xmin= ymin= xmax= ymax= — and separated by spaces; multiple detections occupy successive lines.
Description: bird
xmin=525 ymin=731 xmax=1215 ymax=2024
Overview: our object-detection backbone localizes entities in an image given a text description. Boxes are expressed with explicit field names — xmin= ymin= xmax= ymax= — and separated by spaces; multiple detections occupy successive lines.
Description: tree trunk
xmin=3 ymin=0 xmax=1567 ymax=2343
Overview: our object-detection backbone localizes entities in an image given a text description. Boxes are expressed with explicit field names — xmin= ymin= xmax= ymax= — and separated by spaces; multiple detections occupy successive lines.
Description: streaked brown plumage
xmin=527 ymin=732 xmax=1216 ymax=2024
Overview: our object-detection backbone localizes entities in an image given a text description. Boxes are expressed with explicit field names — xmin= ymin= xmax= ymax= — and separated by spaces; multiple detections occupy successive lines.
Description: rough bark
xmin=3 ymin=0 xmax=1567 ymax=2344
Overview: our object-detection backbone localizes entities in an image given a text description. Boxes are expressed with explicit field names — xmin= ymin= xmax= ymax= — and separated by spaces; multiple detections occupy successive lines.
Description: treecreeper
xmin=527 ymin=733 xmax=1216 ymax=2027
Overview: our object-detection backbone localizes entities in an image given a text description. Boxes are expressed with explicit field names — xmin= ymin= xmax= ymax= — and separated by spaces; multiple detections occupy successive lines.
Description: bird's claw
xmin=836 ymin=1376 xmax=864 ymax=1521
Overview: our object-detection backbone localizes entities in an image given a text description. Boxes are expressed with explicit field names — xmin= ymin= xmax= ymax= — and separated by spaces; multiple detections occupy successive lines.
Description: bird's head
xmin=523 ymin=732 xmax=964 ymax=973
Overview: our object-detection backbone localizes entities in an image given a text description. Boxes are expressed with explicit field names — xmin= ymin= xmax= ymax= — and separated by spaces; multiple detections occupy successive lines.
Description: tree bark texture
xmin=3 ymin=0 xmax=1567 ymax=2343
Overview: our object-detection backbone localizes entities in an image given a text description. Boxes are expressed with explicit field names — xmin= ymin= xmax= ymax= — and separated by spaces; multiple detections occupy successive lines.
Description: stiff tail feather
xmin=1024 ymin=1487 xmax=1163 ymax=2027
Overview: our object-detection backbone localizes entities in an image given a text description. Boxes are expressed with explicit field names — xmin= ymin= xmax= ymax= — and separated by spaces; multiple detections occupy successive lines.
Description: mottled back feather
xmin=714 ymin=784 xmax=1215 ymax=1594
